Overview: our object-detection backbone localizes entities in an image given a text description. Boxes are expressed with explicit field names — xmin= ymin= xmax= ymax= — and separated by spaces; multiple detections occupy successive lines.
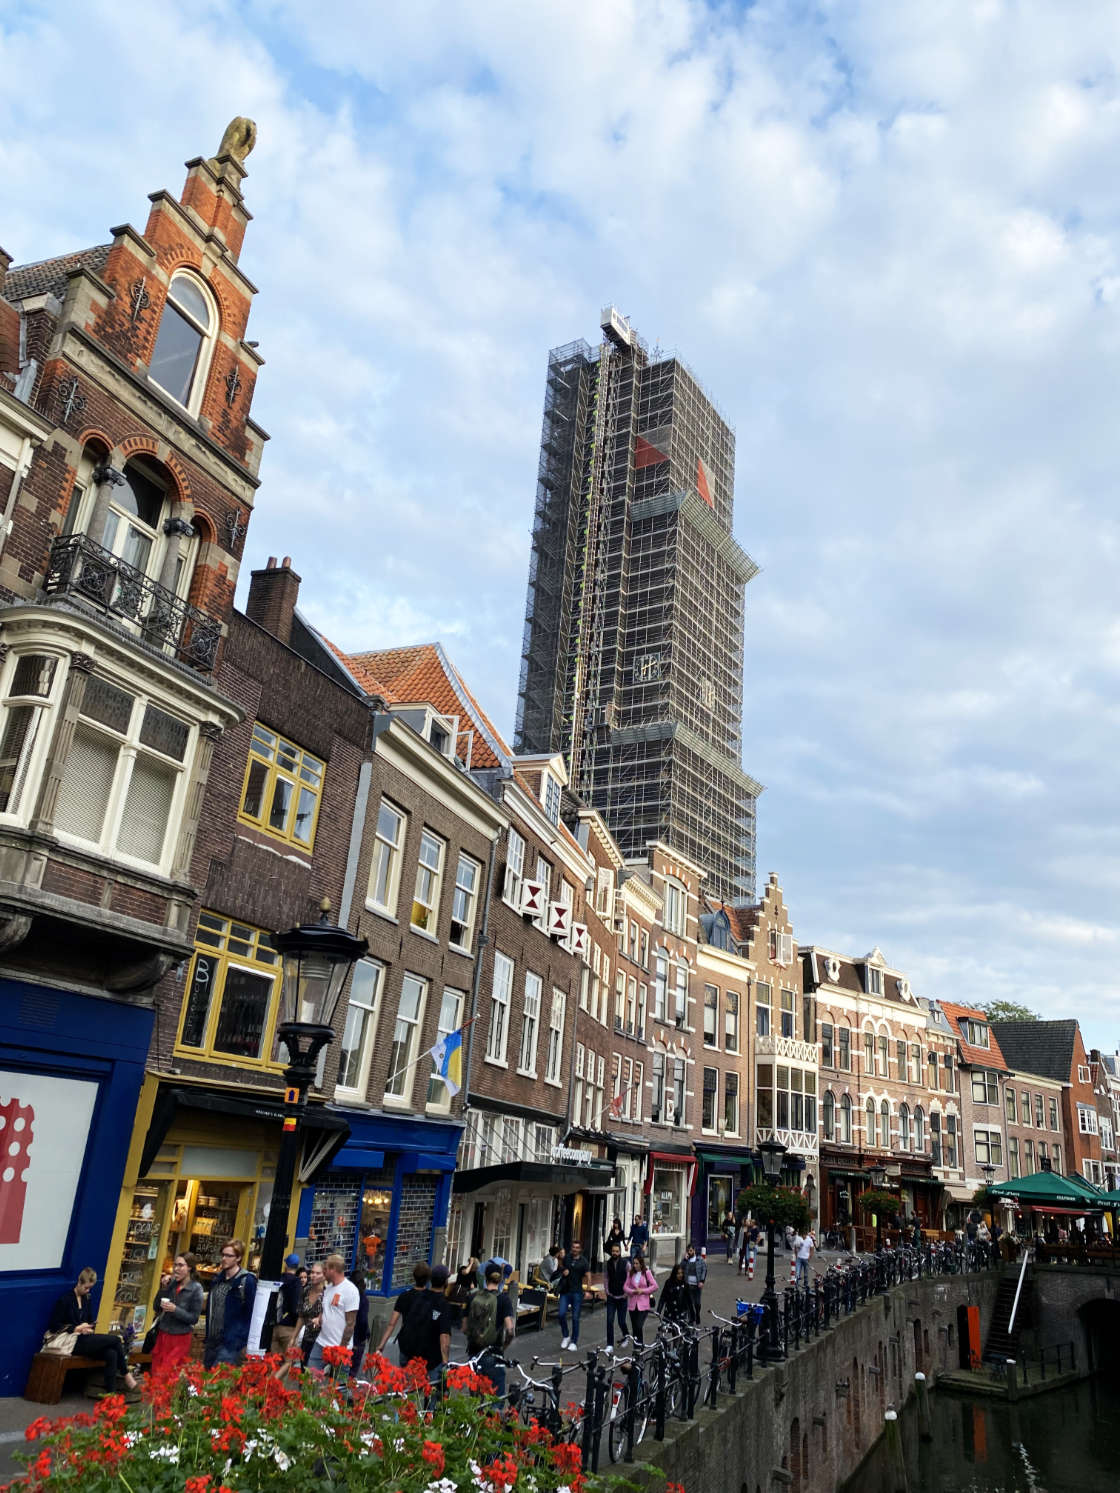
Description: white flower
xmin=146 ymin=1444 xmax=180 ymax=1464
xmin=273 ymin=1449 xmax=291 ymax=1471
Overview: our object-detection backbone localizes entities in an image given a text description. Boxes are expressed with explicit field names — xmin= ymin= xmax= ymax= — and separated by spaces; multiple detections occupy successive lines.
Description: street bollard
xmin=748 ymin=1247 xmax=755 ymax=1281
xmin=914 ymin=1372 xmax=932 ymax=1441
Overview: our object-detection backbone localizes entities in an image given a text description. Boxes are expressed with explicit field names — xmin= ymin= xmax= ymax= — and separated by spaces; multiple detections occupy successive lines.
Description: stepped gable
xmin=940 ymin=1001 xmax=1009 ymax=1070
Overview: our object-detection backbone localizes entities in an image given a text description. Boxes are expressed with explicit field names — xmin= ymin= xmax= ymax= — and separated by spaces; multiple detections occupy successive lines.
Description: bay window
xmin=0 ymin=652 xmax=61 ymax=815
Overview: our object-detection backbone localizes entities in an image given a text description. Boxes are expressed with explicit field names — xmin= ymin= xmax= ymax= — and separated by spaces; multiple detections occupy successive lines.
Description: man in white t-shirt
xmin=794 ymin=1230 xmax=814 ymax=1285
xmin=307 ymin=1253 xmax=360 ymax=1373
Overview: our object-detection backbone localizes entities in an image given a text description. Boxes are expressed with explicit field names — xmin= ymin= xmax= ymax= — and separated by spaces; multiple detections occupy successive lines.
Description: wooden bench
xmin=24 ymin=1350 xmax=151 ymax=1405
xmin=514 ymin=1288 xmax=548 ymax=1332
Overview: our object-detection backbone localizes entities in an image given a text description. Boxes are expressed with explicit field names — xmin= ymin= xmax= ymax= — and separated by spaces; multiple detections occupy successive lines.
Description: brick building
xmin=1089 ymin=1049 xmax=1120 ymax=1190
xmin=0 ymin=123 xmax=264 ymax=1388
xmin=993 ymin=1020 xmax=1104 ymax=1186
xmin=935 ymin=1004 xmax=1010 ymax=1225
xmin=808 ymin=950 xmax=953 ymax=1237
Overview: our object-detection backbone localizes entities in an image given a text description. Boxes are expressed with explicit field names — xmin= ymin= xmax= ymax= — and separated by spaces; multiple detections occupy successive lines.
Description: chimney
xmin=246 ymin=556 xmax=301 ymax=646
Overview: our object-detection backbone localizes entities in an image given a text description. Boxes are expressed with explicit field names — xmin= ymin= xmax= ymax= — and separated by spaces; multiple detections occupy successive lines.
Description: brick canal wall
xmin=628 ymin=1271 xmax=1000 ymax=1493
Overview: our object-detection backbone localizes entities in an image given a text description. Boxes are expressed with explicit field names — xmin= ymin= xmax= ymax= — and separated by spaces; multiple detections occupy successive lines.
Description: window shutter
xmin=56 ymin=725 xmax=116 ymax=841
xmin=118 ymin=756 xmax=176 ymax=863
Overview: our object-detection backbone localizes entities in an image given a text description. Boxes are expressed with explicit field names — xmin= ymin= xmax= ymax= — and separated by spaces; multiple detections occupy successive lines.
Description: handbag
xmin=142 ymin=1324 xmax=159 ymax=1354
xmin=42 ymin=1330 xmax=79 ymax=1356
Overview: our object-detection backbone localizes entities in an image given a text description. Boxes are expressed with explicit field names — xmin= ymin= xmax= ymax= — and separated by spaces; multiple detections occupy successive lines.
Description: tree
xmin=857 ymin=1188 xmax=900 ymax=1220
xmin=980 ymin=1000 xmax=1038 ymax=1023
xmin=736 ymin=1183 xmax=810 ymax=1232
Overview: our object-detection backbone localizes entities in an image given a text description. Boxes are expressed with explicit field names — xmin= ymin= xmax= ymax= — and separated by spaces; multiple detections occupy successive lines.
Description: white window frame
xmin=449 ymin=849 xmax=481 ymax=951
xmin=1078 ymin=1104 xmax=1099 ymax=1135
xmin=663 ymin=878 xmax=685 ymax=935
xmin=725 ymin=990 xmax=740 ymax=1053
xmin=335 ymin=958 xmax=385 ymax=1100
xmin=383 ymin=973 xmax=428 ymax=1107
xmin=0 ymin=650 xmax=65 ymax=822
xmin=486 ymin=950 xmax=514 ymax=1065
xmin=543 ymin=774 xmax=561 ymax=824
xmin=54 ymin=672 xmax=194 ymax=874
xmin=702 ymin=1065 xmax=718 ymax=1133
xmin=1077 ymin=1065 xmax=1091 ymax=1084
xmin=653 ymin=951 xmax=668 ymax=1022
xmin=703 ymin=984 xmax=719 ymax=1048
xmin=545 ymin=987 xmax=566 ymax=1085
xmin=503 ymin=828 xmax=525 ymax=907
xmin=673 ymin=960 xmax=688 ymax=1023
xmin=410 ymin=827 xmax=446 ymax=934
xmin=973 ymin=1127 xmax=1003 ymax=1167
xmin=149 ymin=269 xmax=218 ymax=416
xmin=367 ymin=798 xmax=406 ymax=915
xmin=518 ymin=970 xmax=542 ymax=1076
xmin=426 ymin=986 xmax=466 ymax=1114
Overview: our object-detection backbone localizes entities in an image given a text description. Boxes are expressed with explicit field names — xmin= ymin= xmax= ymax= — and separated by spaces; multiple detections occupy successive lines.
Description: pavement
xmin=0 ymin=1244 xmax=837 ymax=1483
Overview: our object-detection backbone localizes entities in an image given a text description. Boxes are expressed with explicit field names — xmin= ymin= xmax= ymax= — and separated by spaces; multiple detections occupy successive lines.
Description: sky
xmin=2 ymin=1 xmax=1119 ymax=1048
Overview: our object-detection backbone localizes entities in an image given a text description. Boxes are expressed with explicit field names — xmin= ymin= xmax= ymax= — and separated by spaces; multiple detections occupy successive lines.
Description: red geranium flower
xmin=421 ymin=1439 xmax=445 ymax=1476
xmin=23 ymin=1417 xmax=51 ymax=1442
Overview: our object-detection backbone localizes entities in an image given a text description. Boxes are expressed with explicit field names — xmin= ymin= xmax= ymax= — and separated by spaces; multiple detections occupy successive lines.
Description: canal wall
xmin=1030 ymin=1262 xmax=1120 ymax=1374
xmin=628 ymin=1271 xmax=999 ymax=1493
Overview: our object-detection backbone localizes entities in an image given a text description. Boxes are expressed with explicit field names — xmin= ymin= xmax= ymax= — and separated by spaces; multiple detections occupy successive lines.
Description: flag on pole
xmin=429 ymin=1028 xmax=464 ymax=1097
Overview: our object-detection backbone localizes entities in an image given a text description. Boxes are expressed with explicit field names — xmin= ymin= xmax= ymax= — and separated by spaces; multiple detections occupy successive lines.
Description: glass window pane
xmin=140 ymin=705 xmax=189 ymax=761
xmin=0 ymin=705 xmax=37 ymax=813
xmin=242 ymin=758 xmax=268 ymax=819
xmin=117 ymin=754 xmax=175 ymax=862
xmin=293 ymin=786 xmax=316 ymax=844
xmin=150 ymin=301 xmax=203 ymax=405
xmin=169 ymin=277 xmax=210 ymax=328
xmin=81 ymin=678 xmax=135 ymax=733
xmin=120 ymin=524 xmax=153 ymax=572
xmin=268 ymin=776 xmax=292 ymax=833
xmin=180 ymin=949 xmax=218 ymax=1048
xmin=338 ymin=1001 xmax=372 ymax=1091
xmin=10 ymin=655 xmax=57 ymax=698
xmin=212 ymin=967 xmax=274 ymax=1058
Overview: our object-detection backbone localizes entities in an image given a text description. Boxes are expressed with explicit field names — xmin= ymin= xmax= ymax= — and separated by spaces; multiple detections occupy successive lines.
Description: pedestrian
xmin=150 ymin=1252 xmax=203 ymax=1383
xmin=783 ymin=1223 xmax=795 ymax=1253
xmin=557 ymin=1239 xmax=589 ymax=1351
xmin=348 ymin=1270 xmax=370 ymax=1377
xmin=723 ymin=1211 xmax=736 ymax=1262
xmin=203 ymin=1239 xmax=257 ymax=1369
xmin=447 ymin=1257 xmax=478 ymax=1330
xmin=538 ymin=1244 xmax=563 ymax=1288
xmin=604 ymin=1240 xmax=629 ymax=1351
xmin=465 ymin=1262 xmax=514 ymax=1395
xmin=681 ymin=1244 xmax=706 ymax=1324
xmin=377 ymin=1261 xmax=431 ymax=1364
xmin=603 ymin=1216 xmax=625 ymax=1255
xmin=795 ymin=1229 xmax=814 ymax=1285
xmin=737 ymin=1217 xmax=752 ymax=1274
xmin=627 ymin=1213 xmax=649 ymax=1259
xmin=305 ymin=1254 xmax=360 ymax=1375
xmin=271 ymin=1253 xmax=303 ymax=1368
xmin=659 ymin=1263 xmax=690 ymax=1323
xmin=381 ymin=1263 xmax=452 ymax=1382
xmin=293 ymin=1262 xmax=325 ymax=1373
xmin=623 ymin=1254 xmax=657 ymax=1345
xmin=45 ymin=1268 xmax=140 ymax=1399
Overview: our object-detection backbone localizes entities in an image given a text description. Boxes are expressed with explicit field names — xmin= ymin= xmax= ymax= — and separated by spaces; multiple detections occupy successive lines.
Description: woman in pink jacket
xmin=623 ymin=1254 xmax=658 ymax=1344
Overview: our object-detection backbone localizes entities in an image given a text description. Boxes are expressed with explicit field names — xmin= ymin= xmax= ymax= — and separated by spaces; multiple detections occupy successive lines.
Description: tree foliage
xmin=735 ymin=1183 xmax=810 ymax=1231
xmin=857 ymin=1188 xmax=901 ymax=1218
xmin=980 ymin=1000 xmax=1038 ymax=1023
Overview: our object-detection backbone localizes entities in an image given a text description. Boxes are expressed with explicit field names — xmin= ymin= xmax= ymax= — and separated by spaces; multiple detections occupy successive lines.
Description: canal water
xmin=842 ymin=1372 xmax=1120 ymax=1493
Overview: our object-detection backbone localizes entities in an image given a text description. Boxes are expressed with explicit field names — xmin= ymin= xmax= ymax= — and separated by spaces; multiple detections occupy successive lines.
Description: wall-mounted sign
xmin=552 ymin=1145 xmax=592 ymax=1167
xmin=0 ymin=1070 xmax=98 ymax=1271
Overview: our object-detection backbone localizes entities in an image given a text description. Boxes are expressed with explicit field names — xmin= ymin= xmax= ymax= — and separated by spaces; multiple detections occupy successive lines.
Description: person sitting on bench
xmin=45 ymin=1268 xmax=140 ymax=1399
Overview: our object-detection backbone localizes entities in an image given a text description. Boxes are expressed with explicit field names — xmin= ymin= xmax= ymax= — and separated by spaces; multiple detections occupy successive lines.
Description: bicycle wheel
xmin=607 ymin=1388 xmax=627 ymax=1463
xmin=664 ymin=1372 xmax=683 ymax=1420
xmin=633 ymin=1382 xmax=651 ymax=1445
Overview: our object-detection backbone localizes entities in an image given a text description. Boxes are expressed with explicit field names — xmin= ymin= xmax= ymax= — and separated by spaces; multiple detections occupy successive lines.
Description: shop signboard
xmin=0 ymin=1068 xmax=98 ymax=1271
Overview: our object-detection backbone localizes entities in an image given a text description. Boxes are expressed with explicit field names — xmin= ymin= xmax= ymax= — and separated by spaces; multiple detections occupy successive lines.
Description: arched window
xmin=100 ymin=460 xmax=165 ymax=574
xmin=823 ymin=1090 xmax=835 ymax=1141
xmin=899 ymin=1103 xmax=911 ymax=1149
xmin=150 ymin=271 xmax=216 ymax=412
xmin=880 ymin=1099 xmax=891 ymax=1148
xmin=866 ymin=1097 xmax=876 ymax=1145
xmin=840 ymin=1093 xmax=853 ymax=1144
xmin=914 ymin=1106 xmax=926 ymax=1150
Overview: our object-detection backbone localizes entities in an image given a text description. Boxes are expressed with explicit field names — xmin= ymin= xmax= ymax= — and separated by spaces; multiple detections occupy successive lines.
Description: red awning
xmin=1019 ymin=1204 xmax=1098 ymax=1217
xmin=649 ymin=1152 xmax=692 ymax=1167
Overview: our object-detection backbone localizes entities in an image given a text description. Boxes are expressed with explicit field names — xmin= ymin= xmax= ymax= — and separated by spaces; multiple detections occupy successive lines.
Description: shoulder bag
xmin=42 ymin=1330 xmax=79 ymax=1356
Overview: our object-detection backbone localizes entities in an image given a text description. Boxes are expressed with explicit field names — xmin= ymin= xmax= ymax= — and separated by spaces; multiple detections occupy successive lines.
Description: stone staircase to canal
xmin=982 ymin=1262 xmax=1030 ymax=1364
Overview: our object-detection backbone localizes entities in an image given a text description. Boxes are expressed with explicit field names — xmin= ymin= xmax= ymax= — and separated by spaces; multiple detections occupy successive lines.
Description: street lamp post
xmin=757 ymin=1137 xmax=788 ymax=1363
xmin=259 ymin=900 xmax=368 ymax=1279
xmin=869 ymin=1163 xmax=888 ymax=1255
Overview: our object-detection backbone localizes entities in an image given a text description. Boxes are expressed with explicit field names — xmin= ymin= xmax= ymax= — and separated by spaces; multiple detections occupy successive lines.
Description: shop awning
xmin=942 ymin=1183 xmax=980 ymax=1203
xmin=140 ymin=1085 xmax=350 ymax=1177
xmin=696 ymin=1149 xmax=754 ymax=1167
xmin=452 ymin=1160 xmax=607 ymax=1197
xmin=987 ymin=1170 xmax=1105 ymax=1209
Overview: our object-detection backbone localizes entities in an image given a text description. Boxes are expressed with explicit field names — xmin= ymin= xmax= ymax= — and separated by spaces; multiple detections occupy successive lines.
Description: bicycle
xmin=603 ymin=1343 xmax=650 ymax=1463
xmin=509 ymin=1355 xmax=586 ymax=1447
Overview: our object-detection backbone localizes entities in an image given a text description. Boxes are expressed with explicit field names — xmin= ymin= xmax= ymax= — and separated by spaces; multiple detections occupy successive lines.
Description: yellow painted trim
xmin=97 ymin=1073 xmax=161 ymax=1333
xmin=173 ymin=913 xmax=284 ymax=1068
xmin=236 ymin=723 xmax=324 ymax=852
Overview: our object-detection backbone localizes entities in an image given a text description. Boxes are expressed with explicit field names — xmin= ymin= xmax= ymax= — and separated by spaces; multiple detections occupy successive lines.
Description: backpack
xmin=397 ymin=1289 xmax=433 ymax=1360
xmin=465 ymin=1288 xmax=500 ymax=1350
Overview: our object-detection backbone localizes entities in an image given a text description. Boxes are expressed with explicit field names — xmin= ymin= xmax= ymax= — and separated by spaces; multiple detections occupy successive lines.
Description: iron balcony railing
xmin=44 ymin=533 xmax=222 ymax=674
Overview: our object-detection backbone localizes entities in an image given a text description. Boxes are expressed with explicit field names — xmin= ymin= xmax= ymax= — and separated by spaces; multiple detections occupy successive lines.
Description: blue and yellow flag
xmin=429 ymin=1028 xmax=463 ymax=1097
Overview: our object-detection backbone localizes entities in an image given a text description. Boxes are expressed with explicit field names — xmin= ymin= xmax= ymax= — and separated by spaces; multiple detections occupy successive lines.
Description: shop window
xmin=110 ymin=1182 xmax=171 ymax=1333
xmin=306 ymin=1167 xmax=369 ymax=1268
xmin=336 ymin=959 xmax=386 ymax=1098
xmin=368 ymin=798 xmax=406 ymax=913
xmin=707 ymin=1174 xmax=734 ymax=1235
xmin=391 ymin=1175 xmax=438 ymax=1292
xmin=150 ymin=270 xmax=217 ymax=412
xmin=486 ymin=950 xmax=514 ymax=1064
xmin=518 ymin=971 xmax=541 ymax=1075
xmin=411 ymin=828 xmax=445 ymax=933
xmin=359 ymin=1173 xmax=393 ymax=1287
xmin=0 ymin=652 xmax=62 ymax=817
xmin=384 ymin=973 xmax=428 ymax=1105
xmin=239 ymin=723 xmax=324 ymax=851
xmin=449 ymin=851 xmax=480 ymax=950
xmin=651 ymin=1165 xmax=684 ymax=1235
xmin=757 ymin=982 xmax=771 ymax=1037
xmin=427 ymin=986 xmax=466 ymax=1112
xmin=178 ymin=912 xmax=280 ymax=1065
xmin=55 ymin=674 xmax=192 ymax=870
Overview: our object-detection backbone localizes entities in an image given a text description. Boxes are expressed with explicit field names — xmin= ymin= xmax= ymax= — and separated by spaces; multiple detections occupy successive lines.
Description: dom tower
xmin=514 ymin=308 xmax=762 ymax=904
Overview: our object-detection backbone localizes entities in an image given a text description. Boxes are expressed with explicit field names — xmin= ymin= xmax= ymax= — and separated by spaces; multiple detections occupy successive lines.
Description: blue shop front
xmin=296 ymin=1109 xmax=459 ymax=1297
xmin=0 ymin=977 xmax=153 ymax=1395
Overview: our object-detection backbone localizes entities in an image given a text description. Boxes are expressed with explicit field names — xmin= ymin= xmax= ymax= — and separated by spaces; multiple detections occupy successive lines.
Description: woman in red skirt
xmin=150 ymin=1252 xmax=203 ymax=1382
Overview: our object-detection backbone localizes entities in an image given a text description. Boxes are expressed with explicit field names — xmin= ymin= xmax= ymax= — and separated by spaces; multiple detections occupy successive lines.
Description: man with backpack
xmin=465 ymin=1263 xmax=514 ymax=1394
xmin=203 ymin=1239 xmax=257 ymax=1368
xmin=378 ymin=1261 xmax=452 ymax=1378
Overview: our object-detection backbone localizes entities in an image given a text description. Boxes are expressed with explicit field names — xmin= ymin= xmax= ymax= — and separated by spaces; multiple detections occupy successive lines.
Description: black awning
xmin=140 ymin=1084 xmax=350 ymax=1176
xmin=453 ymin=1161 xmax=603 ymax=1197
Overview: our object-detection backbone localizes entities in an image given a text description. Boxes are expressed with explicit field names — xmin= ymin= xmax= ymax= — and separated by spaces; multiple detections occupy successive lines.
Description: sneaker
xmin=605 ymin=1345 xmax=614 ymax=1357
xmin=566 ymin=1340 xmax=579 ymax=1352
xmin=560 ymin=1337 xmax=570 ymax=1350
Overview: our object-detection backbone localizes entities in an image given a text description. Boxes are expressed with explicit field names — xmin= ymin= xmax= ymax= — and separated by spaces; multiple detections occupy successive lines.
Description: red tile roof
xmin=939 ymin=1001 xmax=1009 ymax=1071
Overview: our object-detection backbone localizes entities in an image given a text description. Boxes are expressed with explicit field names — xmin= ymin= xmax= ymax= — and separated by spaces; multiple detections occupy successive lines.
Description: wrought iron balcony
xmin=44 ymin=533 xmax=222 ymax=674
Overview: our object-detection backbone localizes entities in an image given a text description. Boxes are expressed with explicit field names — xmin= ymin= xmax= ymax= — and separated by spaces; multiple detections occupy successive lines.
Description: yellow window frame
xmin=237 ymin=722 xmax=324 ymax=851
xmin=174 ymin=910 xmax=283 ymax=1069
